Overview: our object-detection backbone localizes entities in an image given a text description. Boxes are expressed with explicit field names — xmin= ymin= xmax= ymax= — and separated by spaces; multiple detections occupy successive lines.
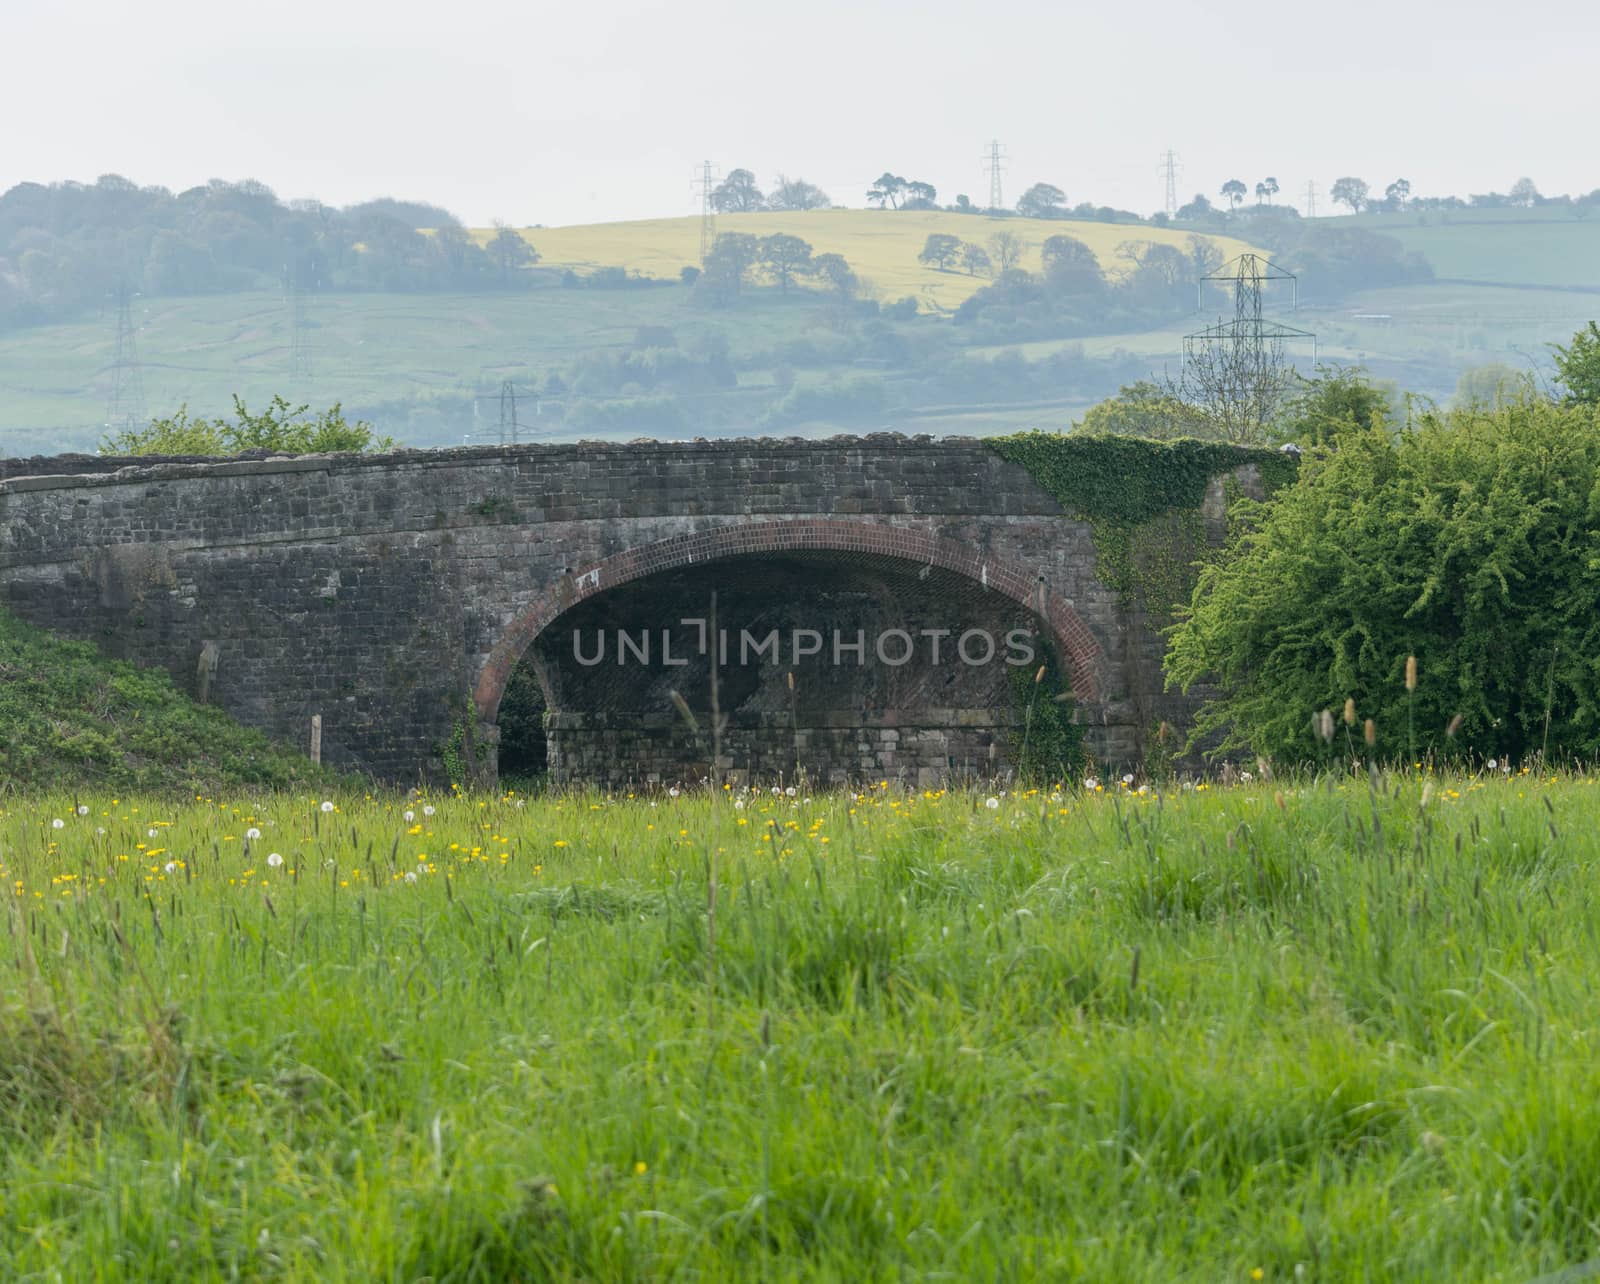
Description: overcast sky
xmin=5 ymin=0 xmax=1594 ymax=227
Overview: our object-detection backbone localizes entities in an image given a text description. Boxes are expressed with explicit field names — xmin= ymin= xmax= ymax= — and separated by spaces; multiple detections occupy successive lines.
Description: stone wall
xmin=0 ymin=435 xmax=1250 ymax=783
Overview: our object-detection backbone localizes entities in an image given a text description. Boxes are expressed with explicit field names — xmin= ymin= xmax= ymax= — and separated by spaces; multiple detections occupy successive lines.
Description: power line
xmin=498 ymin=379 xmax=519 ymax=445
xmin=1184 ymin=254 xmax=1317 ymax=437
xmin=693 ymin=160 xmax=719 ymax=263
xmin=1304 ymin=180 xmax=1319 ymax=219
xmin=105 ymin=285 xmax=147 ymax=433
xmin=982 ymin=140 xmax=1007 ymax=213
xmin=284 ymin=264 xmax=313 ymax=384
xmin=1160 ymin=149 xmax=1181 ymax=219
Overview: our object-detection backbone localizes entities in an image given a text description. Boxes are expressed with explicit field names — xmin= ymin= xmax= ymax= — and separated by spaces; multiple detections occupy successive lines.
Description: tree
xmin=1509 ymin=176 xmax=1542 ymax=207
xmin=1016 ymin=183 xmax=1067 ymax=219
xmin=1455 ymin=362 xmax=1532 ymax=407
xmin=711 ymin=168 xmax=766 ymax=213
xmin=1039 ymin=234 xmax=1105 ymax=295
xmin=987 ymin=230 xmax=1027 ymax=273
xmin=918 ymin=233 xmax=963 ymax=271
xmin=1254 ymin=177 xmax=1279 ymax=206
xmin=867 ymin=173 xmax=908 ymax=209
xmin=1330 ymin=177 xmax=1370 ymax=214
xmin=767 ymin=176 xmax=831 ymax=211
xmin=960 ymin=242 xmax=992 ymax=276
xmin=903 ymin=181 xmax=938 ymax=209
xmin=101 ymin=395 xmax=392 ymax=456
xmin=1176 ymin=193 xmax=1215 ymax=221
xmin=1278 ymin=365 xmax=1394 ymax=446
xmin=1076 ymin=381 xmax=1208 ymax=439
xmin=810 ymin=252 xmax=858 ymax=298
xmin=1383 ymin=178 xmax=1411 ymax=211
xmin=1186 ymin=234 xmax=1224 ymax=280
xmin=700 ymin=232 xmax=761 ymax=298
xmin=758 ymin=233 xmax=813 ymax=292
xmin=487 ymin=225 xmax=538 ymax=279
xmin=1220 ymin=179 xmax=1248 ymax=212
xmin=1166 ymin=399 xmax=1600 ymax=764
xmin=1552 ymin=321 xmax=1600 ymax=405
xmin=1169 ymin=318 xmax=1295 ymax=443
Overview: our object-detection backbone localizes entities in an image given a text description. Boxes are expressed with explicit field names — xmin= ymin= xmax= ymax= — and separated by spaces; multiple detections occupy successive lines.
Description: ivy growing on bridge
xmin=985 ymin=432 xmax=1299 ymax=621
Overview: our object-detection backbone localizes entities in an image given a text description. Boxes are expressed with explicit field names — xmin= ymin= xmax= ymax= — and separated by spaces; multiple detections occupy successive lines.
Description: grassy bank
xmin=0 ymin=609 xmax=337 ymax=795
xmin=4 ymin=771 xmax=1598 ymax=1279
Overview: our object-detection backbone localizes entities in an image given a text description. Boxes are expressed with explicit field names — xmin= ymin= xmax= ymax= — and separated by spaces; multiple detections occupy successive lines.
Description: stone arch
xmin=474 ymin=519 xmax=1101 ymax=726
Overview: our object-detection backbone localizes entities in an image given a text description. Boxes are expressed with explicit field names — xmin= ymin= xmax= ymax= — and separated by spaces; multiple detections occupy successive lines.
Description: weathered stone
xmin=0 ymin=436 xmax=1249 ymax=784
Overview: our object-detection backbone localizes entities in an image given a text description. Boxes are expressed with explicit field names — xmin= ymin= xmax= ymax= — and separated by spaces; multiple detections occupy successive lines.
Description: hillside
xmin=484 ymin=210 xmax=1265 ymax=313
xmin=1340 ymin=207 xmax=1600 ymax=289
xmin=1 ymin=205 xmax=1595 ymax=457
xmin=0 ymin=608 xmax=340 ymax=793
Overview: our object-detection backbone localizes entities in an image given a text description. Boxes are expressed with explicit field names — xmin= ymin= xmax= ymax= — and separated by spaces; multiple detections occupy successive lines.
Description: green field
xmin=3 ymin=209 xmax=1598 ymax=456
xmin=0 ymin=288 xmax=816 ymax=451
xmin=1343 ymin=207 xmax=1600 ymax=288
xmin=6 ymin=773 xmax=1600 ymax=1280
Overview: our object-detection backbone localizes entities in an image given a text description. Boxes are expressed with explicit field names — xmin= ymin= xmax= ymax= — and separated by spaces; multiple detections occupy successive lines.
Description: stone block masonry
xmin=0 ymin=434 xmax=1250 ymax=784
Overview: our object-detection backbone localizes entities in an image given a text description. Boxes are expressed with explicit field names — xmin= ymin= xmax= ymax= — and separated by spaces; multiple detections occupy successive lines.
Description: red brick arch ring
xmin=473 ymin=519 xmax=1101 ymax=725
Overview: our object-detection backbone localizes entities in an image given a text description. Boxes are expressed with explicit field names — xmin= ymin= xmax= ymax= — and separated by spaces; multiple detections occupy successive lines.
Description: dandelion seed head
xmin=320 ymin=801 xmax=335 ymax=813
xmin=51 ymin=818 xmax=64 ymax=829
xmin=266 ymin=852 xmax=284 ymax=868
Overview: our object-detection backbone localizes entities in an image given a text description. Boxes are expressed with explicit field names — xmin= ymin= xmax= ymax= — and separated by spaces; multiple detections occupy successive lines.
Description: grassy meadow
xmin=5 ymin=771 xmax=1600 ymax=1280
xmin=484 ymin=210 xmax=1265 ymax=314
xmin=1345 ymin=207 xmax=1600 ymax=289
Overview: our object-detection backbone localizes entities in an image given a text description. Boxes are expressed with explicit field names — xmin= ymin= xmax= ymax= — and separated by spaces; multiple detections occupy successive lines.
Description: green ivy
xmin=986 ymin=432 xmax=1298 ymax=619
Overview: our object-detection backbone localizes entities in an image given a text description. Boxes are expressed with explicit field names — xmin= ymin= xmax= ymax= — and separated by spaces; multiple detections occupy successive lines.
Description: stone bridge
xmin=0 ymin=436 xmax=1252 ymax=786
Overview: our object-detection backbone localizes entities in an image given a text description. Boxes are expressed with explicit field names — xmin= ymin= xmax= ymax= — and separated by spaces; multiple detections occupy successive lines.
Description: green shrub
xmin=1165 ymin=398 xmax=1600 ymax=763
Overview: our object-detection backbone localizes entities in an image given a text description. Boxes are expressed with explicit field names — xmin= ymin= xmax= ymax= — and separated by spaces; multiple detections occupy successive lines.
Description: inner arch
xmin=484 ymin=527 xmax=1100 ymax=789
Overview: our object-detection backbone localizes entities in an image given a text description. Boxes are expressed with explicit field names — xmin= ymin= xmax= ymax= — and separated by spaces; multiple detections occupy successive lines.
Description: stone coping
xmin=0 ymin=433 xmax=1006 ymax=493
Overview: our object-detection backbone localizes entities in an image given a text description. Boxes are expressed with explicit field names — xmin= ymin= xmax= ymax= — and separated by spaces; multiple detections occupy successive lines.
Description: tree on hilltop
xmin=867 ymin=173 xmax=909 ymax=209
xmin=712 ymin=169 xmax=766 ymax=212
xmin=903 ymin=181 xmax=938 ymax=209
xmin=1220 ymin=179 xmax=1247 ymax=212
xmin=1383 ymin=178 xmax=1411 ymax=211
xmin=1330 ymin=177 xmax=1370 ymax=213
xmin=1016 ymin=183 xmax=1067 ymax=219
xmin=768 ymin=176 xmax=831 ymax=210
xmin=1254 ymin=177 xmax=1279 ymax=206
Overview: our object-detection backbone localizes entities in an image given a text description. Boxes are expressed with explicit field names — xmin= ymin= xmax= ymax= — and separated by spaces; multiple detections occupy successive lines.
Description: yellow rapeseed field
xmin=475 ymin=210 xmax=1263 ymax=314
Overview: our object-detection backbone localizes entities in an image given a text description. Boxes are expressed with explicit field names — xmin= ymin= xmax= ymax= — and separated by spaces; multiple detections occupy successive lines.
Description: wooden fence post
xmin=310 ymin=714 xmax=322 ymax=765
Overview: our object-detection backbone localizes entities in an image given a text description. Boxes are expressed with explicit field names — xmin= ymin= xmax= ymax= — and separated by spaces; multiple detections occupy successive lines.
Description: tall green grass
xmin=3 ymin=772 xmax=1598 ymax=1280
